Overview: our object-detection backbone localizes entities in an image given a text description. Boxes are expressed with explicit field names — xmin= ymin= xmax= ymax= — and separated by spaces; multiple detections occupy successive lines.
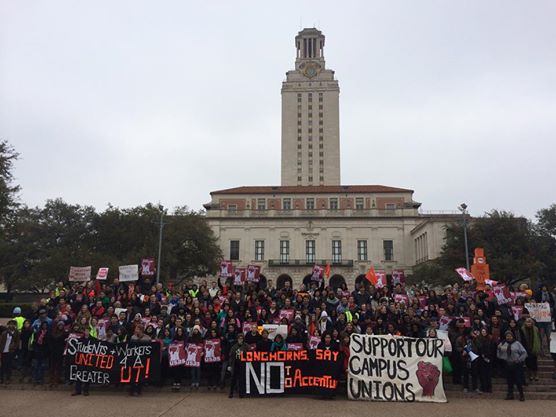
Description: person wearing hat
xmin=497 ymin=330 xmax=527 ymax=401
xmin=12 ymin=307 xmax=25 ymax=331
xmin=189 ymin=325 xmax=204 ymax=390
xmin=32 ymin=308 xmax=52 ymax=333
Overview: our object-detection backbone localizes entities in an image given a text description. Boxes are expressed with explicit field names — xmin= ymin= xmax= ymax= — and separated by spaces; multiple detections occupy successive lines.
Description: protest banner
xmin=239 ymin=349 xmax=343 ymax=397
xmin=525 ymin=302 xmax=552 ymax=323
xmin=184 ymin=343 xmax=203 ymax=367
xmin=69 ymin=266 xmax=92 ymax=282
xmin=204 ymin=339 xmax=222 ymax=363
xmin=119 ymin=264 xmax=139 ymax=282
xmin=262 ymin=324 xmax=288 ymax=341
xmin=65 ymin=338 xmax=160 ymax=384
xmin=169 ymin=342 xmax=186 ymax=367
xmin=96 ymin=267 xmax=109 ymax=280
xmin=436 ymin=330 xmax=452 ymax=353
xmin=246 ymin=265 xmax=261 ymax=282
xmin=348 ymin=334 xmax=446 ymax=402
xmin=141 ymin=258 xmax=156 ymax=276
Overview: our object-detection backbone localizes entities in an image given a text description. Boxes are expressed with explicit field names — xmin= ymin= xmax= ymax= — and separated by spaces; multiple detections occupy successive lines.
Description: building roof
xmin=210 ymin=185 xmax=413 ymax=195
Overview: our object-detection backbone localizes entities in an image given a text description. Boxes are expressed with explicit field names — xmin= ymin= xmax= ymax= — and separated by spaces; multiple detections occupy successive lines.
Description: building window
xmin=297 ymin=176 xmax=302 ymax=181
xmin=257 ymin=198 xmax=266 ymax=210
xmin=308 ymin=176 xmax=313 ymax=182
xmin=230 ymin=240 xmax=240 ymax=261
xmin=306 ymin=198 xmax=315 ymax=210
xmin=282 ymin=198 xmax=291 ymax=210
xmin=306 ymin=240 xmax=316 ymax=263
xmin=355 ymin=198 xmax=364 ymax=210
xmin=332 ymin=240 xmax=342 ymax=263
xmin=329 ymin=198 xmax=338 ymax=210
xmin=255 ymin=240 xmax=264 ymax=261
xmin=385 ymin=203 xmax=397 ymax=210
xmin=357 ymin=240 xmax=368 ymax=261
xmin=227 ymin=204 xmax=237 ymax=212
xmin=319 ymin=175 xmax=324 ymax=181
xmin=297 ymin=144 xmax=302 ymax=149
xmin=280 ymin=240 xmax=289 ymax=263
xmin=383 ymin=240 xmax=394 ymax=261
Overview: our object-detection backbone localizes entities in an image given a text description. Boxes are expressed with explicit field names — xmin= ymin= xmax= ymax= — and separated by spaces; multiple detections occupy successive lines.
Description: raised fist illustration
xmin=416 ymin=361 xmax=440 ymax=397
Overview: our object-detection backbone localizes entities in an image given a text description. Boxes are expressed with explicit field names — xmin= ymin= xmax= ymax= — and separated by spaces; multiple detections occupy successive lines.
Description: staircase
xmin=445 ymin=358 xmax=556 ymax=400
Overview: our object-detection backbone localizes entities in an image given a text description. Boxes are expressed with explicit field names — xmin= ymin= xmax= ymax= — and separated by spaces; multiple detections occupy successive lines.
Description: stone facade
xmin=281 ymin=28 xmax=340 ymax=186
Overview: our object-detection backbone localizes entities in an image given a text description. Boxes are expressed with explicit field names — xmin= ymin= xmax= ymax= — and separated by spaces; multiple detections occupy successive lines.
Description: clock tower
xmin=281 ymin=28 xmax=340 ymax=186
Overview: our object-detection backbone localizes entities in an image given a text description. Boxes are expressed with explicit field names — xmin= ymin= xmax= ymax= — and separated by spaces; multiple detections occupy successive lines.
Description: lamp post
xmin=458 ymin=203 xmax=470 ymax=271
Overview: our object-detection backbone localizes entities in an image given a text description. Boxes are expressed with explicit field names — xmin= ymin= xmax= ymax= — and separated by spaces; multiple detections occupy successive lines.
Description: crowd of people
xmin=1 ymin=276 xmax=555 ymax=401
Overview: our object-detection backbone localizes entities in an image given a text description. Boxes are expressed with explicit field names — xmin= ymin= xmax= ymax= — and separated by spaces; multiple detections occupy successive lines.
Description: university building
xmin=204 ymin=28 xmax=458 ymax=289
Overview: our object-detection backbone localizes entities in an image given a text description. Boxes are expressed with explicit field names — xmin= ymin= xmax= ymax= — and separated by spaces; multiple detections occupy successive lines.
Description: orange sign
xmin=470 ymin=248 xmax=490 ymax=291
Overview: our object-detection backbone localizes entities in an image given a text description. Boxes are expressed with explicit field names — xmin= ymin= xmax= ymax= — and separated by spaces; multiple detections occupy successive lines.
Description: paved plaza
xmin=0 ymin=390 xmax=551 ymax=417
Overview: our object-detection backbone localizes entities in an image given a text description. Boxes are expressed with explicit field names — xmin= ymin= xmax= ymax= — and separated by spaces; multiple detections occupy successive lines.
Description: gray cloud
xmin=1 ymin=0 xmax=554 ymax=218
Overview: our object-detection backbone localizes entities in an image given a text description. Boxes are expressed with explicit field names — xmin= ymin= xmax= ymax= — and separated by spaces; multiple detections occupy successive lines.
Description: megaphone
xmin=469 ymin=351 xmax=479 ymax=362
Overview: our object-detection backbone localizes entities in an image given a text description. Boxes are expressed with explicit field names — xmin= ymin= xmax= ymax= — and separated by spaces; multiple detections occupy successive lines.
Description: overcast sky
xmin=1 ymin=0 xmax=555 ymax=219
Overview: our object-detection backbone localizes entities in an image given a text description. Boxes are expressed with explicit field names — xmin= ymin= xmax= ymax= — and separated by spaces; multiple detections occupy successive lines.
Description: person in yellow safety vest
xmin=188 ymin=285 xmax=199 ymax=299
xmin=12 ymin=307 xmax=25 ymax=331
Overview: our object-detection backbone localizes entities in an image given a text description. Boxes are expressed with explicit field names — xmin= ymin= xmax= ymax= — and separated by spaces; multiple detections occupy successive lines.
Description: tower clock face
xmin=302 ymin=62 xmax=320 ymax=78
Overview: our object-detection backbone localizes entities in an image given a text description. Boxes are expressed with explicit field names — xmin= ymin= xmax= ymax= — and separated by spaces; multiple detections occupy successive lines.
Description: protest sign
xmin=262 ymin=324 xmax=288 ymax=341
xmin=525 ymin=302 xmax=552 ymax=323
xmin=279 ymin=309 xmax=295 ymax=322
xmin=551 ymin=333 xmax=556 ymax=354
xmin=392 ymin=270 xmax=405 ymax=285
xmin=394 ymin=294 xmax=409 ymax=305
xmin=246 ymin=265 xmax=261 ymax=282
xmin=512 ymin=306 xmax=523 ymax=321
xmin=287 ymin=343 xmax=304 ymax=351
xmin=243 ymin=322 xmax=257 ymax=334
xmin=119 ymin=265 xmax=139 ymax=282
xmin=169 ymin=342 xmax=186 ymax=367
xmin=436 ymin=330 xmax=452 ymax=353
xmin=220 ymin=261 xmax=232 ymax=278
xmin=308 ymin=336 xmax=321 ymax=350
xmin=493 ymin=285 xmax=512 ymax=305
xmin=184 ymin=343 xmax=203 ymax=367
xmin=239 ymin=349 xmax=343 ymax=397
xmin=348 ymin=334 xmax=446 ymax=402
xmin=204 ymin=339 xmax=222 ymax=363
xmin=311 ymin=265 xmax=324 ymax=281
xmin=141 ymin=258 xmax=156 ymax=276
xmin=455 ymin=267 xmax=474 ymax=282
xmin=65 ymin=338 xmax=160 ymax=384
xmin=69 ymin=266 xmax=92 ymax=282
xmin=96 ymin=267 xmax=109 ymax=280
xmin=233 ymin=268 xmax=246 ymax=286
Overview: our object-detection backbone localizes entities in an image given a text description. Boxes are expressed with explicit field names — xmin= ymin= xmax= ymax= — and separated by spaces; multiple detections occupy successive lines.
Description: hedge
xmin=0 ymin=303 xmax=35 ymax=318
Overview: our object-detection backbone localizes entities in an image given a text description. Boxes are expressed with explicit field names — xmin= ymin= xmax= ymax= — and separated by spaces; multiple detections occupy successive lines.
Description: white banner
xmin=348 ymin=334 xmax=446 ymax=403
xmin=525 ymin=302 xmax=552 ymax=323
xmin=118 ymin=264 xmax=139 ymax=282
xmin=262 ymin=324 xmax=288 ymax=341
xmin=68 ymin=266 xmax=91 ymax=282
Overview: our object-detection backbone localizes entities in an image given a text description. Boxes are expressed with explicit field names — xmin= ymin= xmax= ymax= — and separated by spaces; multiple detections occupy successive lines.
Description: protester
xmin=228 ymin=334 xmax=248 ymax=398
xmin=0 ymin=320 xmax=20 ymax=384
xmin=497 ymin=330 xmax=527 ymax=401
xmin=520 ymin=318 xmax=541 ymax=382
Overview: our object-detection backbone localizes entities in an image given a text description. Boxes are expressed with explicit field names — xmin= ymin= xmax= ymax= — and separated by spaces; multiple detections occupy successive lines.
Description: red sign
xmin=311 ymin=265 xmax=324 ymax=281
xmin=169 ymin=342 xmax=186 ymax=367
xmin=220 ymin=261 xmax=233 ymax=278
xmin=184 ymin=343 xmax=203 ymax=367
xmin=141 ymin=258 xmax=156 ymax=276
xmin=392 ymin=270 xmax=405 ymax=285
xmin=246 ymin=265 xmax=261 ymax=282
xmin=204 ymin=339 xmax=222 ymax=363
xmin=96 ymin=267 xmax=109 ymax=280
xmin=308 ymin=336 xmax=320 ymax=350
xmin=375 ymin=271 xmax=387 ymax=288
xmin=233 ymin=267 xmax=246 ymax=286
xmin=279 ymin=309 xmax=295 ymax=322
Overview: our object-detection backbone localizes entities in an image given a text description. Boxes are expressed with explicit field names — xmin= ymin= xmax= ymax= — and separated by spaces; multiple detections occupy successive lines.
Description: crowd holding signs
xmin=1 ymin=247 xmax=554 ymax=403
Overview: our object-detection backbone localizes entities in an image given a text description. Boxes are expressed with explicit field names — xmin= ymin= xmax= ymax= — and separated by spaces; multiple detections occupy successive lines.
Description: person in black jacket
xmin=48 ymin=321 xmax=67 ymax=386
xmin=473 ymin=327 xmax=495 ymax=393
xmin=256 ymin=330 xmax=272 ymax=352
